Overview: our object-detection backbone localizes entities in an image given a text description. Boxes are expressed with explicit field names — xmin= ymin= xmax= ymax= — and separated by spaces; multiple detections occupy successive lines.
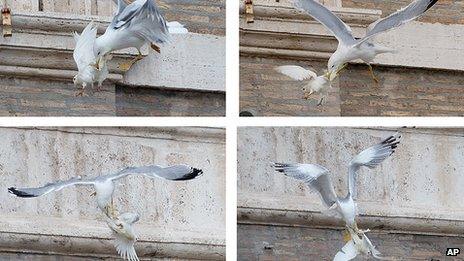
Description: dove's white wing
xmin=333 ymin=240 xmax=358 ymax=261
xmin=73 ymin=21 xmax=97 ymax=72
xmin=275 ymin=65 xmax=318 ymax=81
xmin=273 ymin=163 xmax=338 ymax=208
xmin=348 ymin=133 xmax=401 ymax=198
xmin=357 ymin=0 xmax=438 ymax=46
xmin=293 ymin=0 xmax=356 ymax=46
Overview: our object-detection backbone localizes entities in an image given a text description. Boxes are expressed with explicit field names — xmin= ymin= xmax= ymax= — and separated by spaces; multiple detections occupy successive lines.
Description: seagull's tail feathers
xmin=321 ymin=202 xmax=341 ymax=218
xmin=167 ymin=21 xmax=188 ymax=34
xmin=374 ymin=45 xmax=397 ymax=55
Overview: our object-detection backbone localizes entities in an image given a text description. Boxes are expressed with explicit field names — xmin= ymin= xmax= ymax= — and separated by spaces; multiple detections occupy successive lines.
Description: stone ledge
xmin=0 ymin=12 xmax=225 ymax=92
xmin=7 ymin=127 xmax=226 ymax=144
xmin=237 ymin=207 xmax=464 ymax=237
xmin=0 ymin=216 xmax=225 ymax=260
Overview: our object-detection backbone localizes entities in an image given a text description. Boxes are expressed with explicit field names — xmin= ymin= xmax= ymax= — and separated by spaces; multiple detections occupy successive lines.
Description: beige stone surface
xmin=0 ymin=127 xmax=225 ymax=260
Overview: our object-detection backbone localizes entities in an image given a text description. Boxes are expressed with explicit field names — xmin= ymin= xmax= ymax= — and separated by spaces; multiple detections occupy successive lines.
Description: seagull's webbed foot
xmin=303 ymin=90 xmax=314 ymax=100
xmin=118 ymin=51 xmax=144 ymax=72
xmin=367 ymin=64 xmax=379 ymax=84
xmin=342 ymin=229 xmax=352 ymax=242
xmin=317 ymin=96 xmax=325 ymax=107
xmin=75 ymin=88 xmax=85 ymax=97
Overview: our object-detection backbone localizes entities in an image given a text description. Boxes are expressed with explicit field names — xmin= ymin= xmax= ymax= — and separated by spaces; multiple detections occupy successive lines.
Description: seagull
xmin=273 ymin=133 xmax=401 ymax=260
xmin=275 ymin=64 xmax=346 ymax=106
xmin=94 ymin=0 xmax=188 ymax=71
xmin=72 ymin=21 xmax=111 ymax=96
xmin=293 ymin=0 xmax=438 ymax=82
xmin=106 ymin=212 xmax=141 ymax=261
xmin=8 ymin=164 xmax=203 ymax=218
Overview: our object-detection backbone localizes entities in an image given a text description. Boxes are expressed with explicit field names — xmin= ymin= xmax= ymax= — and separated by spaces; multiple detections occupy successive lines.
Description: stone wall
xmin=0 ymin=127 xmax=225 ymax=260
xmin=0 ymin=76 xmax=225 ymax=116
xmin=9 ymin=0 xmax=225 ymax=35
xmin=237 ymin=127 xmax=464 ymax=260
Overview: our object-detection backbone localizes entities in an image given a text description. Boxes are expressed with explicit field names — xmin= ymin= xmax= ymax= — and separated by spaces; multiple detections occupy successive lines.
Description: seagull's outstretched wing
xmin=334 ymin=240 xmax=358 ymax=261
xmin=275 ymin=65 xmax=318 ymax=81
xmin=293 ymin=0 xmax=356 ymax=46
xmin=73 ymin=21 xmax=98 ymax=72
xmin=107 ymin=164 xmax=203 ymax=181
xmin=348 ymin=133 xmax=401 ymax=197
xmin=8 ymin=176 xmax=95 ymax=198
xmin=357 ymin=0 xmax=438 ymax=45
xmin=273 ymin=163 xmax=337 ymax=208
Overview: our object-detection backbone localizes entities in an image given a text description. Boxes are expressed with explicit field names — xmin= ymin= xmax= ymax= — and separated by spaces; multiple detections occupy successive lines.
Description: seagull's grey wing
xmin=8 ymin=176 xmax=95 ymax=198
xmin=111 ymin=0 xmax=146 ymax=29
xmin=273 ymin=162 xmax=337 ymax=208
xmin=107 ymin=164 xmax=203 ymax=181
xmin=348 ymin=133 xmax=401 ymax=197
xmin=357 ymin=0 xmax=438 ymax=45
xmin=293 ymin=0 xmax=356 ymax=46
xmin=128 ymin=0 xmax=170 ymax=44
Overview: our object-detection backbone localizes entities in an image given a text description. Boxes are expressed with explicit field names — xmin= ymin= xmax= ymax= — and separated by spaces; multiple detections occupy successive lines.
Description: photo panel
xmin=0 ymin=0 xmax=225 ymax=116
xmin=237 ymin=127 xmax=464 ymax=260
xmin=0 ymin=127 xmax=225 ymax=260
xmin=239 ymin=0 xmax=463 ymax=116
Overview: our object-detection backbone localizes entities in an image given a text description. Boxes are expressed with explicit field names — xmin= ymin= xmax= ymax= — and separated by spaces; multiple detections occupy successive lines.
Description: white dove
xmin=275 ymin=64 xmax=345 ymax=106
xmin=73 ymin=21 xmax=110 ymax=96
xmin=106 ymin=212 xmax=141 ymax=261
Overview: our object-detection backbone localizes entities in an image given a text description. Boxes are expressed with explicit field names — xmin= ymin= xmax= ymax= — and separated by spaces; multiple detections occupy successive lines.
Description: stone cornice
xmin=238 ymin=207 xmax=464 ymax=237
xmin=3 ymin=126 xmax=226 ymax=144
xmin=238 ymin=194 xmax=464 ymax=237
xmin=0 ymin=216 xmax=225 ymax=260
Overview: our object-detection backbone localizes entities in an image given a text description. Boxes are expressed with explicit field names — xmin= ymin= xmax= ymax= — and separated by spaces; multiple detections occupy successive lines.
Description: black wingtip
xmin=426 ymin=0 xmax=438 ymax=12
xmin=272 ymin=162 xmax=287 ymax=172
xmin=8 ymin=187 xmax=36 ymax=198
xmin=174 ymin=168 xmax=203 ymax=181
